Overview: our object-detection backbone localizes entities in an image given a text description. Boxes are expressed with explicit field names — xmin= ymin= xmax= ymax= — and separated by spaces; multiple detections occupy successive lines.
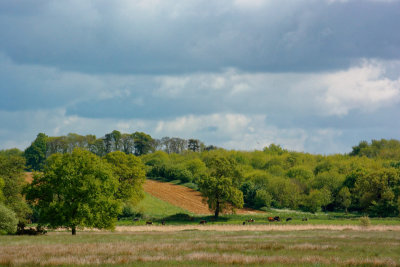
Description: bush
xmin=182 ymin=182 xmax=198 ymax=191
xmin=360 ymin=216 xmax=371 ymax=227
xmin=254 ymin=189 xmax=272 ymax=209
xmin=0 ymin=204 xmax=18 ymax=234
xmin=119 ymin=204 xmax=142 ymax=219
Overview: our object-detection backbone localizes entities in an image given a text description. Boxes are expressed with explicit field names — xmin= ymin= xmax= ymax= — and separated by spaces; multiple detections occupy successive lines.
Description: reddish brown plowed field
xmin=144 ymin=179 xmax=262 ymax=215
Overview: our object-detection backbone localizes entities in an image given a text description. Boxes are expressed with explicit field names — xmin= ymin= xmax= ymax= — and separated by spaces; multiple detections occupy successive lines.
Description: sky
xmin=1 ymin=0 xmax=400 ymax=154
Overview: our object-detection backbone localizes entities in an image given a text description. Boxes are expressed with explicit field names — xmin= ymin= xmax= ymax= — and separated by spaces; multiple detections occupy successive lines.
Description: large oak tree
xmin=26 ymin=149 xmax=121 ymax=235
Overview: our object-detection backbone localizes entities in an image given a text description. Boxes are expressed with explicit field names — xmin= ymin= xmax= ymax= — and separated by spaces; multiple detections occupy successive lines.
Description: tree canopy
xmin=25 ymin=149 xmax=122 ymax=235
xmin=103 ymin=151 xmax=146 ymax=205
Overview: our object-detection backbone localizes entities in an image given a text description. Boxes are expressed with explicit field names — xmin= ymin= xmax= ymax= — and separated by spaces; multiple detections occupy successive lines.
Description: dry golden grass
xmin=1 ymin=243 xmax=398 ymax=266
xmin=115 ymin=224 xmax=400 ymax=232
xmin=1 ymin=226 xmax=399 ymax=266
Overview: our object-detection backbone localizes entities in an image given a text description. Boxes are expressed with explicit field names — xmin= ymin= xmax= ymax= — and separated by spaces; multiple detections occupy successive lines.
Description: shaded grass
xmin=1 ymin=229 xmax=399 ymax=266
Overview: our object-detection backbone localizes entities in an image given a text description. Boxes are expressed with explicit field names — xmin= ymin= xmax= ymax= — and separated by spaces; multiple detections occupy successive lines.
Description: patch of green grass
xmin=118 ymin=193 xmax=190 ymax=223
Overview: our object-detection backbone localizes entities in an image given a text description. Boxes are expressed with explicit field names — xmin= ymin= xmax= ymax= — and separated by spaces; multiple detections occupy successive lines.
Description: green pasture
xmin=117 ymin=192 xmax=400 ymax=226
xmin=1 ymin=229 xmax=399 ymax=266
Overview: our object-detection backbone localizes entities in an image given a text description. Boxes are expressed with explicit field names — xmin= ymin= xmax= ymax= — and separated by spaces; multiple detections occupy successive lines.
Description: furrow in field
xmin=143 ymin=179 xmax=262 ymax=215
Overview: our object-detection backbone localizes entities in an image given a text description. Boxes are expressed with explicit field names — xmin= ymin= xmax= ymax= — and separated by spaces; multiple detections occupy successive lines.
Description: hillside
xmin=143 ymin=179 xmax=261 ymax=215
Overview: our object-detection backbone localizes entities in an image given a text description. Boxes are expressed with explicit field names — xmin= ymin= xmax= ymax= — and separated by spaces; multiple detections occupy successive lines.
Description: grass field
xmin=130 ymin=192 xmax=190 ymax=218
xmin=1 ymin=227 xmax=399 ymax=266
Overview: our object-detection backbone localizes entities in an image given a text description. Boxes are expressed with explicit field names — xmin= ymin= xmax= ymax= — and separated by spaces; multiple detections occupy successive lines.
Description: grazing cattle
xmin=243 ymin=221 xmax=246 ymax=225
xmin=199 ymin=220 xmax=207 ymax=224
xmin=146 ymin=221 xmax=153 ymax=225
xmin=247 ymin=219 xmax=255 ymax=223
xmin=286 ymin=217 xmax=292 ymax=222
xmin=268 ymin=217 xmax=275 ymax=222
xmin=274 ymin=216 xmax=281 ymax=222
xmin=161 ymin=221 xmax=165 ymax=225
xmin=133 ymin=218 xmax=139 ymax=221
xmin=302 ymin=217 xmax=308 ymax=221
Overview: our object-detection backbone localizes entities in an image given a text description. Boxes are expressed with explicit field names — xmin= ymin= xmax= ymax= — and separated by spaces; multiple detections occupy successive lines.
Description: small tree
xmin=337 ymin=187 xmax=351 ymax=214
xmin=25 ymin=149 xmax=121 ymax=235
xmin=0 ymin=203 xmax=18 ymax=234
xmin=198 ymin=176 xmax=243 ymax=219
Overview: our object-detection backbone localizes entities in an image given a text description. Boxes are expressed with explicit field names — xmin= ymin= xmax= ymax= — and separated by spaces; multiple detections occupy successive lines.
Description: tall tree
xmin=103 ymin=151 xmax=146 ymax=205
xmin=111 ymin=130 xmax=122 ymax=151
xmin=24 ymin=133 xmax=48 ymax=171
xmin=25 ymin=149 xmax=121 ymax=235
xmin=198 ymin=175 xmax=243 ymax=219
xmin=132 ymin=132 xmax=154 ymax=156
xmin=188 ymin=139 xmax=201 ymax=152
xmin=121 ymin=133 xmax=134 ymax=154
xmin=336 ymin=186 xmax=351 ymax=213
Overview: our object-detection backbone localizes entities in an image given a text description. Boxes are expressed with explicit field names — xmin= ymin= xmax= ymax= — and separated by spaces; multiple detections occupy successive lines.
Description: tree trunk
xmin=72 ymin=226 xmax=76 ymax=235
xmin=214 ymin=201 xmax=220 ymax=219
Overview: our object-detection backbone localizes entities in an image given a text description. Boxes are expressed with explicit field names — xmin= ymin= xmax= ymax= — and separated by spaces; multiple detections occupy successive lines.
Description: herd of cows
xmin=242 ymin=216 xmax=308 ymax=225
xmin=142 ymin=216 xmax=309 ymax=225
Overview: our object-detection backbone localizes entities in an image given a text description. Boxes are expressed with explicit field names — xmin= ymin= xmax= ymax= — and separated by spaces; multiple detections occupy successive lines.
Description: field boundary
xmin=114 ymin=224 xmax=400 ymax=232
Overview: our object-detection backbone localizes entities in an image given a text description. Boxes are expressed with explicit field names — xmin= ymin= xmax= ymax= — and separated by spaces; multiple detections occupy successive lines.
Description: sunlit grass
xmin=1 ymin=229 xmax=399 ymax=266
xmin=129 ymin=192 xmax=190 ymax=218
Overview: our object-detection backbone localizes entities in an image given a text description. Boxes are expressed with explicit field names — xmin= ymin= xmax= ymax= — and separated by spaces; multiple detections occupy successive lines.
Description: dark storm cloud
xmin=0 ymin=0 xmax=399 ymax=75
xmin=1 ymin=0 xmax=400 ymax=154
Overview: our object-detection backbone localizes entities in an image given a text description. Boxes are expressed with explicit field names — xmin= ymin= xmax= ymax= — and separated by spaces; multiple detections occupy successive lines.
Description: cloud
xmin=0 ymin=0 xmax=399 ymax=74
xmin=1 ymin=0 xmax=399 ymax=154
xmin=319 ymin=60 xmax=400 ymax=115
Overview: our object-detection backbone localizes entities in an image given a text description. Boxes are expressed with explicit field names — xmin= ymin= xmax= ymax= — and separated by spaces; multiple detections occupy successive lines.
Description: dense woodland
xmin=1 ymin=131 xmax=400 ymax=234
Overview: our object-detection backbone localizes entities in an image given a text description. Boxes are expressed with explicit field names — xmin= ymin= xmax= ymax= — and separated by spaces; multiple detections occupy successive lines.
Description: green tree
xmin=25 ymin=149 xmax=121 ymax=235
xmin=336 ymin=186 xmax=351 ymax=213
xmin=302 ymin=189 xmax=325 ymax=213
xmin=24 ymin=133 xmax=48 ymax=171
xmin=354 ymin=169 xmax=400 ymax=216
xmin=111 ymin=130 xmax=122 ymax=151
xmin=0 ymin=203 xmax=18 ymax=234
xmin=203 ymin=154 xmax=243 ymax=187
xmin=198 ymin=175 xmax=243 ymax=219
xmin=132 ymin=132 xmax=155 ymax=156
xmin=254 ymin=189 xmax=272 ymax=208
xmin=188 ymin=139 xmax=201 ymax=152
xmin=0 ymin=154 xmax=31 ymax=221
xmin=103 ymin=151 xmax=146 ymax=205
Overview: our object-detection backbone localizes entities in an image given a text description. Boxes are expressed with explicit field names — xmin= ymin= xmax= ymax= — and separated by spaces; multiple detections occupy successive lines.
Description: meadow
xmin=1 ymin=227 xmax=399 ymax=266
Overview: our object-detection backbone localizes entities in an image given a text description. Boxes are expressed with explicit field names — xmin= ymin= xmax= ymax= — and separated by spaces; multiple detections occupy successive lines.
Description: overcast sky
xmin=1 ymin=0 xmax=399 ymax=154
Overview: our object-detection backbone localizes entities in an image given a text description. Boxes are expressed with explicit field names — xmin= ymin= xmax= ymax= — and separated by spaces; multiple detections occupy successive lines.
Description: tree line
xmin=1 ymin=133 xmax=400 ymax=235
xmin=24 ymin=132 xmax=215 ymax=171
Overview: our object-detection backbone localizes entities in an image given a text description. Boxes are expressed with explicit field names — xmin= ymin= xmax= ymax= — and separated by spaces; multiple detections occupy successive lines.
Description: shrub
xmin=0 ymin=204 xmax=18 ymax=234
xmin=119 ymin=204 xmax=142 ymax=219
xmin=360 ymin=216 xmax=371 ymax=227
xmin=182 ymin=182 xmax=198 ymax=191
xmin=254 ymin=189 xmax=272 ymax=209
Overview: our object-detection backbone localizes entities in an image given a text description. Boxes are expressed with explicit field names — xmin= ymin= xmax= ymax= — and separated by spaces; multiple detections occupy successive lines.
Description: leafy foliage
xmin=0 ymin=203 xmax=18 ymax=234
xmin=0 ymin=152 xmax=31 ymax=221
xmin=24 ymin=133 xmax=48 ymax=171
xmin=25 ymin=149 xmax=122 ymax=234
xmin=104 ymin=151 xmax=146 ymax=205
xmin=198 ymin=175 xmax=243 ymax=218
xmin=19 ymin=132 xmax=400 ymax=218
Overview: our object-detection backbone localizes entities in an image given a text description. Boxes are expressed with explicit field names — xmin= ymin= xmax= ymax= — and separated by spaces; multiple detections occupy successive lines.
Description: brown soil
xmin=25 ymin=172 xmax=33 ymax=183
xmin=144 ymin=179 xmax=262 ymax=215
